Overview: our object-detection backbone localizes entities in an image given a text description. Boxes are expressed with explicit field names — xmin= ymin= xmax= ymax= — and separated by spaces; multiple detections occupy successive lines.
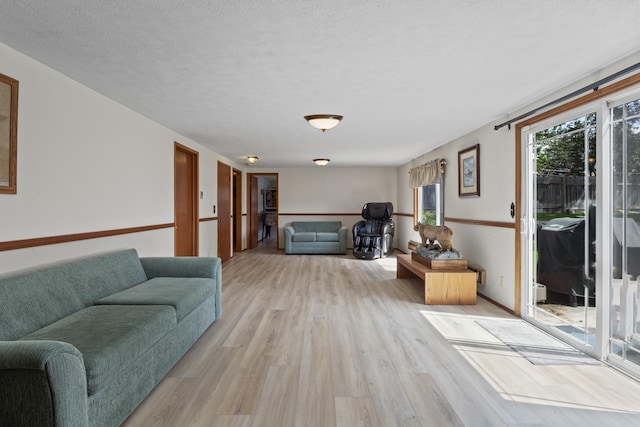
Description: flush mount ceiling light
xmin=245 ymin=155 xmax=258 ymax=166
xmin=313 ymin=158 xmax=330 ymax=166
xmin=304 ymin=114 xmax=343 ymax=132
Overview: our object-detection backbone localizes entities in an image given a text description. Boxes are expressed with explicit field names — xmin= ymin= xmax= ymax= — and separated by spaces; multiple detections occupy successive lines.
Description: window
xmin=410 ymin=159 xmax=445 ymax=226
xmin=415 ymin=182 xmax=443 ymax=226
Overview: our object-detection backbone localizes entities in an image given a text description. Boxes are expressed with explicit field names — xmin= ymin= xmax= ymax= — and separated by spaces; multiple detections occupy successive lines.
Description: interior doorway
xmin=217 ymin=161 xmax=231 ymax=262
xmin=246 ymin=173 xmax=278 ymax=250
xmin=174 ymin=143 xmax=199 ymax=256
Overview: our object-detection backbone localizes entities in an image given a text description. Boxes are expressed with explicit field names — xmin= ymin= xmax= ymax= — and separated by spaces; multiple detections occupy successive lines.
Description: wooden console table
xmin=396 ymin=254 xmax=477 ymax=305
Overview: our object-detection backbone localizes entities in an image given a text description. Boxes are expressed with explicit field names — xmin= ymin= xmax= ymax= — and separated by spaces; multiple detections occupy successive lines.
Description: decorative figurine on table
xmin=413 ymin=222 xmax=465 ymax=261
xmin=414 ymin=223 xmax=454 ymax=251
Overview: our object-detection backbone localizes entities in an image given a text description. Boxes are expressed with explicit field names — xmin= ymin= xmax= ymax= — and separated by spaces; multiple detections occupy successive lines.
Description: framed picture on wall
xmin=0 ymin=72 xmax=18 ymax=195
xmin=458 ymin=144 xmax=480 ymax=197
xmin=264 ymin=189 xmax=277 ymax=210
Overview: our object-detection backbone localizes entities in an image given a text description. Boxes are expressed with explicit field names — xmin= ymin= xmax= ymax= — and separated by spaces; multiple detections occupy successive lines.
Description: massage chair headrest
xmin=362 ymin=202 xmax=393 ymax=220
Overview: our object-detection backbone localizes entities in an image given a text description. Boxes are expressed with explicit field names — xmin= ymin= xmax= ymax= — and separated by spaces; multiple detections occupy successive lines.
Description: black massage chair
xmin=352 ymin=202 xmax=395 ymax=260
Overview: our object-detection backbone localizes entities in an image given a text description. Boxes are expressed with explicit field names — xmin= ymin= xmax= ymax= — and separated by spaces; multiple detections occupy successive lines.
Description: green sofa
xmin=284 ymin=221 xmax=348 ymax=254
xmin=0 ymin=248 xmax=222 ymax=427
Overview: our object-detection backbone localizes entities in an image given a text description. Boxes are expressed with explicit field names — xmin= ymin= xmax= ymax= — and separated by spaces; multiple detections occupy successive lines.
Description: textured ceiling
xmin=0 ymin=1 xmax=639 ymax=167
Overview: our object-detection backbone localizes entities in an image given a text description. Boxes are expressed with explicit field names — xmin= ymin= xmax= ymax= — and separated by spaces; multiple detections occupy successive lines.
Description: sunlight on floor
xmin=374 ymin=254 xmax=397 ymax=272
xmin=419 ymin=307 xmax=640 ymax=414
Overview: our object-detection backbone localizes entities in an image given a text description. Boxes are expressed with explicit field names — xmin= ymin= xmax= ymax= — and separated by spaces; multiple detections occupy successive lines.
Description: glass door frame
xmin=603 ymin=89 xmax=640 ymax=376
xmin=514 ymin=73 xmax=640 ymax=316
xmin=516 ymin=80 xmax=640 ymax=375
xmin=520 ymin=104 xmax=603 ymax=359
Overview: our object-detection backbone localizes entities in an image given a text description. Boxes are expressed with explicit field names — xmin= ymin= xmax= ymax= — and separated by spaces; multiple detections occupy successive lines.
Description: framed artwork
xmin=0 ymin=72 xmax=18 ymax=195
xmin=458 ymin=144 xmax=480 ymax=197
xmin=264 ymin=189 xmax=277 ymax=210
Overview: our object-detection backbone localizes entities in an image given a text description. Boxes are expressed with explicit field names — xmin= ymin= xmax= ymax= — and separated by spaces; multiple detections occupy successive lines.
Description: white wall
xmin=440 ymin=126 xmax=517 ymax=309
xmin=396 ymin=125 xmax=516 ymax=308
xmin=395 ymin=161 xmax=414 ymax=252
xmin=248 ymin=167 xmax=397 ymax=249
xmin=0 ymin=42 xmax=237 ymax=273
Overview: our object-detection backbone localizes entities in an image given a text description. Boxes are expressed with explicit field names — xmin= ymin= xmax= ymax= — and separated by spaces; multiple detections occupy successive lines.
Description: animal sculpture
xmin=414 ymin=223 xmax=454 ymax=251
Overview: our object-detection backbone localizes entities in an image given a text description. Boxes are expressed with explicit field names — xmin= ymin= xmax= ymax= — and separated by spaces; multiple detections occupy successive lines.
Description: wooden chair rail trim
xmin=278 ymin=212 xmax=362 ymax=216
xmin=0 ymin=216 xmax=512 ymax=252
xmin=0 ymin=223 xmax=175 ymax=252
xmin=445 ymin=217 xmax=515 ymax=229
xmin=277 ymin=212 xmax=412 ymax=217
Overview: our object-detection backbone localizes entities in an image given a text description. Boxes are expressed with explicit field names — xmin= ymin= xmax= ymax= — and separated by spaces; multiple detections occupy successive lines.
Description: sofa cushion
xmin=316 ymin=232 xmax=339 ymax=242
xmin=292 ymin=221 xmax=341 ymax=233
xmin=94 ymin=277 xmax=215 ymax=322
xmin=0 ymin=249 xmax=148 ymax=341
xmin=19 ymin=305 xmax=176 ymax=395
xmin=292 ymin=232 xmax=317 ymax=242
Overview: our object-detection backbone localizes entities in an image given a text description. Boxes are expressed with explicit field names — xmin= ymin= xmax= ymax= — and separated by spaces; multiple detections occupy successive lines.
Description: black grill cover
xmin=537 ymin=217 xmax=594 ymax=305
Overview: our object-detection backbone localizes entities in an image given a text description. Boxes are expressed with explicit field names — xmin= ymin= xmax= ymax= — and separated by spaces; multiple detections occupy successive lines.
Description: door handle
xmin=520 ymin=218 xmax=528 ymax=234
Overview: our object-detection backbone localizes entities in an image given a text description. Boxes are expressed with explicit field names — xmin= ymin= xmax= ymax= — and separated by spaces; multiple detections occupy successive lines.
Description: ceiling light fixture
xmin=304 ymin=114 xmax=343 ymax=132
xmin=245 ymin=155 xmax=258 ymax=166
xmin=313 ymin=158 xmax=330 ymax=166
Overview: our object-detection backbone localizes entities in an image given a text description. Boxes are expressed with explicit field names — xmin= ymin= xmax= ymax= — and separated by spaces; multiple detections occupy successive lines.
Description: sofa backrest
xmin=291 ymin=221 xmax=343 ymax=233
xmin=0 ymin=249 xmax=148 ymax=340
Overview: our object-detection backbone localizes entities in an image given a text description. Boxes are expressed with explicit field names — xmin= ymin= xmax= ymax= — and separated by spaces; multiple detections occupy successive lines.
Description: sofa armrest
xmin=0 ymin=340 xmax=88 ymax=427
xmin=283 ymin=226 xmax=295 ymax=238
xmin=338 ymin=226 xmax=348 ymax=253
xmin=139 ymin=257 xmax=223 ymax=316
xmin=283 ymin=226 xmax=295 ymax=254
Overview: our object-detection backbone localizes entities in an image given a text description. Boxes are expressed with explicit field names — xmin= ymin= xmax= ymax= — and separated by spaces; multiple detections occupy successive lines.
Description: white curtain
xmin=409 ymin=158 xmax=443 ymax=188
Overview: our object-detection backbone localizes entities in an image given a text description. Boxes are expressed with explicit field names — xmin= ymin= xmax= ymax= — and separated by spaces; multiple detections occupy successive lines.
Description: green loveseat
xmin=0 ymin=248 xmax=222 ymax=427
xmin=284 ymin=221 xmax=348 ymax=254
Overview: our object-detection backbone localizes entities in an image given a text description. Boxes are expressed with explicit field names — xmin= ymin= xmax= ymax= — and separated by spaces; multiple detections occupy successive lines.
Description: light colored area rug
xmin=477 ymin=319 xmax=601 ymax=365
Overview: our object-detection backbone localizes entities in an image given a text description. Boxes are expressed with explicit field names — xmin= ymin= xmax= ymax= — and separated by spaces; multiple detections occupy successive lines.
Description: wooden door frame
xmin=217 ymin=161 xmax=232 ymax=262
xmin=233 ymin=168 xmax=243 ymax=253
xmin=174 ymin=142 xmax=199 ymax=256
xmin=246 ymin=172 xmax=279 ymax=249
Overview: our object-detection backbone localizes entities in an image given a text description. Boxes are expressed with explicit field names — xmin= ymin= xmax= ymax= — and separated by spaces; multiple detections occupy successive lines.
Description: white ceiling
xmin=0 ymin=1 xmax=639 ymax=168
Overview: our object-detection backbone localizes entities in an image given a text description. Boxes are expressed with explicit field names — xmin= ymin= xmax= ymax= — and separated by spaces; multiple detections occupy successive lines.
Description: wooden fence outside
xmin=537 ymin=175 xmax=640 ymax=213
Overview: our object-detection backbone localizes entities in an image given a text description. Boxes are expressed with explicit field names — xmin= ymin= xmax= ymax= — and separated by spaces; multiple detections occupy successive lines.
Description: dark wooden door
xmin=174 ymin=143 xmax=198 ymax=256
xmin=233 ymin=169 xmax=243 ymax=253
xmin=217 ymin=161 xmax=231 ymax=262
xmin=250 ymin=175 xmax=259 ymax=248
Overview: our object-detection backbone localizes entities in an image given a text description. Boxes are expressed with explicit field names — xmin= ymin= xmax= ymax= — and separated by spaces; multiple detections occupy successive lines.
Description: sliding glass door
xmin=608 ymin=95 xmax=640 ymax=370
xmin=520 ymin=86 xmax=640 ymax=377
xmin=522 ymin=111 xmax=598 ymax=352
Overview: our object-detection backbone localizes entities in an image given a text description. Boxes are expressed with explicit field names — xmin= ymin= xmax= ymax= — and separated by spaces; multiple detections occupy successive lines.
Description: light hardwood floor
xmin=123 ymin=244 xmax=640 ymax=427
